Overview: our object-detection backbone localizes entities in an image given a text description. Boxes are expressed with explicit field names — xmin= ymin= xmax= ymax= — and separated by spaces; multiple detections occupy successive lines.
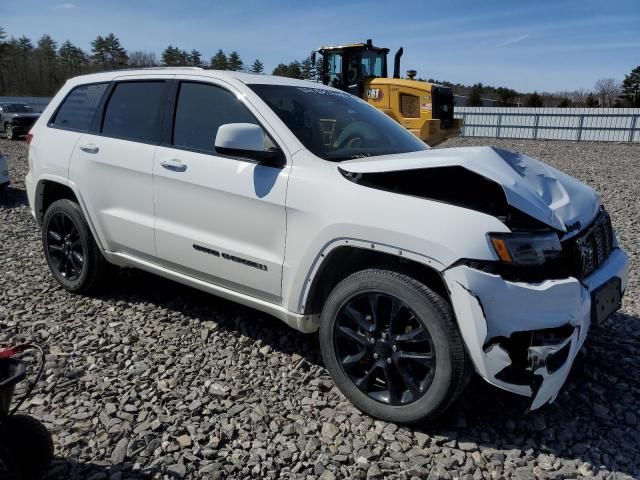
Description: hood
xmin=339 ymin=146 xmax=600 ymax=233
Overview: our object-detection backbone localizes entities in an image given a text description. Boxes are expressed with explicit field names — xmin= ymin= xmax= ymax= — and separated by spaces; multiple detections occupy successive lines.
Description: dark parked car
xmin=0 ymin=103 xmax=40 ymax=140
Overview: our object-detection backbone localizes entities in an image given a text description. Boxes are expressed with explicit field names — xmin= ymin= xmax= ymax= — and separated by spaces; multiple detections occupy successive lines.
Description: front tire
xmin=319 ymin=269 xmax=470 ymax=423
xmin=42 ymin=199 xmax=106 ymax=293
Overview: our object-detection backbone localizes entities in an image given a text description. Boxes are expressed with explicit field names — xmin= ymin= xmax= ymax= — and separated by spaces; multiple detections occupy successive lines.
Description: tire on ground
xmin=41 ymin=198 xmax=107 ymax=293
xmin=319 ymin=269 xmax=471 ymax=424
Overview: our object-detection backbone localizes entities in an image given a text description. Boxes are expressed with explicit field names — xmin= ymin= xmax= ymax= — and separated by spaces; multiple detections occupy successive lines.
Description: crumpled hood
xmin=339 ymin=146 xmax=600 ymax=233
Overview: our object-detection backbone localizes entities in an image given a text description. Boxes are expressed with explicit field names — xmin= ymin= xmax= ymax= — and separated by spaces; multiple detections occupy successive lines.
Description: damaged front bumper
xmin=444 ymin=247 xmax=629 ymax=409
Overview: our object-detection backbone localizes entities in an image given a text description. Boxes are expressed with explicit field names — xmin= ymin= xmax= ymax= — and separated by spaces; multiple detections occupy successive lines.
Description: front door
xmin=153 ymin=79 xmax=289 ymax=302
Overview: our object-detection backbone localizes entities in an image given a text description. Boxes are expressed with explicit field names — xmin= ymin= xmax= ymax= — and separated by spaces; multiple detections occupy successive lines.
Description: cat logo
xmin=367 ymin=88 xmax=384 ymax=101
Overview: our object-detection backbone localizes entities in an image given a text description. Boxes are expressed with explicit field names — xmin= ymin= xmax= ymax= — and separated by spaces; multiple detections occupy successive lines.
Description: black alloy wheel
xmin=46 ymin=212 xmax=85 ymax=281
xmin=334 ymin=292 xmax=436 ymax=405
xmin=42 ymin=198 xmax=107 ymax=293
xmin=319 ymin=269 xmax=471 ymax=423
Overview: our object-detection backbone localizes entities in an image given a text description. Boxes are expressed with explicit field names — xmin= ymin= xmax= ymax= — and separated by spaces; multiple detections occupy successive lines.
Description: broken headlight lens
xmin=489 ymin=232 xmax=562 ymax=266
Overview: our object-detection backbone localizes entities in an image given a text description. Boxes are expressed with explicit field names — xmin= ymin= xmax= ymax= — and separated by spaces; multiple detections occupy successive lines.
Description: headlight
xmin=489 ymin=232 xmax=562 ymax=266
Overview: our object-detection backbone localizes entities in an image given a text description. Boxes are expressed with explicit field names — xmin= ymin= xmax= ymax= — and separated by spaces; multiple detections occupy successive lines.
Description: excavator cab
xmin=316 ymin=40 xmax=389 ymax=97
xmin=313 ymin=39 xmax=462 ymax=146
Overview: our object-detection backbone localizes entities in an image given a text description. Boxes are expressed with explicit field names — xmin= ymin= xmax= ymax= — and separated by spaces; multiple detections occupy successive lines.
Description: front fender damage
xmin=443 ymin=265 xmax=591 ymax=409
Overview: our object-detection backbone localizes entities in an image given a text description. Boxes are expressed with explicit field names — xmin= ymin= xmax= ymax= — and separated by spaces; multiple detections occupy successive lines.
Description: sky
xmin=1 ymin=0 xmax=639 ymax=92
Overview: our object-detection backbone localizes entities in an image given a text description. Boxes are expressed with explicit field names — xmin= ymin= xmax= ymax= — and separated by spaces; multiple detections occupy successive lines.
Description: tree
xmin=59 ymin=40 xmax=88 ymax=77
xmin=585 ymin=94 xmax=599 ymax=107
xmin=272 ymin=61 xmax=301 ymax=79
xmin=496 ymin=87 xmax=517 ymax=106
xmin=299 ymin=56 xmax=314 ymax=80
xmin=525 ymin=91 xmax=543 ymax=107
xmin=210 ymin=49 xmax=228 ymax=70
xmin=161 ymin=45 xmax=180 ymax=66
xmin=129 ymin=50 xmax=157 ymax=68
xmin=188 ymin=49 xmax=202 ymax=67
xmin=35 ymin=35 xmax=58 ymax=94
xmin=467 ymin=85 xmax=483 ymax=106
xmin=91 ymin=33 xmax=127 ymax=70
xmin=594 ymin=78 xmax=620 ymax=107
xmin=557 ymin=97 xmax=572 ymax=108
xmin=620 ymin=65 xmax=640 ymax=107
xmin=249 ymin=59 xmax=264 ymax=74
xmin=227 ymin=50 xmax=243 ymax=71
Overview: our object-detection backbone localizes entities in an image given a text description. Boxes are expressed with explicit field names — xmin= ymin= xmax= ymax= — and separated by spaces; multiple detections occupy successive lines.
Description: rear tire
xmin=42 ymin=199 xmax=107 ymax=293
xmin=5 ymin=124 xmax=17 ymax=140
xmin=319 ymin=269 xmax=470 ymax=423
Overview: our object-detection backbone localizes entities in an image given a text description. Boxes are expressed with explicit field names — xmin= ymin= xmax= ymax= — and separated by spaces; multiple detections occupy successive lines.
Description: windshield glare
xmin=4 ymin=104 xmax=32 ymax=113
xmin=248 ymin=84 xmax=428 ymax=161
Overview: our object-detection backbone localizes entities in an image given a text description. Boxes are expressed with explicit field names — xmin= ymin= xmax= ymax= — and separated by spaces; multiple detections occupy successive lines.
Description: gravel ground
xmin=1 ymin=137 xmax=639 ymax=480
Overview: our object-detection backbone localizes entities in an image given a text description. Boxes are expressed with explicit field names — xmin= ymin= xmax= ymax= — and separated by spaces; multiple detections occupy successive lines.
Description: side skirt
xmin=105 ymin=251 xmax=320 ymax=333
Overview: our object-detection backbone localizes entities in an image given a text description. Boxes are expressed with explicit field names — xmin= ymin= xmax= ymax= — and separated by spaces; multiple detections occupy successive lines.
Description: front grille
xmin=562 ymin=209 xmax=614 ymax=279
xmin=431 ymin=86 xmax=454 ymax=128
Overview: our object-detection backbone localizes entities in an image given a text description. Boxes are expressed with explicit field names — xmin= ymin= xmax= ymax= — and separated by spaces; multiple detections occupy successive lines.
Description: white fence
xmin=454 ymin=107 xmax=640 ymax=142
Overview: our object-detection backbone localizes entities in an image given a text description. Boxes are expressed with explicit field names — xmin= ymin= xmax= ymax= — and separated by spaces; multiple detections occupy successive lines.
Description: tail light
xmin=25 ymin=133 xmax=33 ymax=145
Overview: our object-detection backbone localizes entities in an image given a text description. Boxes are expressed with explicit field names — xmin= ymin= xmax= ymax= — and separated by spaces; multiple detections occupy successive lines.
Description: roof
xmin=63 ymin=68 xmax=335 ymax=90
xmin=318 ymin=43 xmax=389 ymax=53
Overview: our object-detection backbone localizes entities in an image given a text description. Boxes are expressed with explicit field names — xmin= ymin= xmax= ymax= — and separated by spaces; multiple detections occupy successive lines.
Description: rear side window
xmin=173 ymin=82 xmax=258 ymax=153
xmin=50 ymin=83 xmax=108 ymax=131
xmin=102 ymin=81 xmax=168 ymax=143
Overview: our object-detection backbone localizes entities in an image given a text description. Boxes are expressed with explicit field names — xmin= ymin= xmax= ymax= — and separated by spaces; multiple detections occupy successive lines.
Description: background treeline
xmin=0 ymin=27 xmax=638 ymax=108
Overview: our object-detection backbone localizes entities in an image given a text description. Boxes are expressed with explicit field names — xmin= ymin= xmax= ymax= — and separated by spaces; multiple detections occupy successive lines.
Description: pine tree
xmin=210 ymin=49 xmax=228 ymax=70
xmin=250 ymin=59 xmax=264 ymax=74
xmin=103 ymin=33 xmax=128 ymax=69
xmin=92 ymin=33 xmax=127 ymax=70
xmin=272 ymin=61 xmax=301 ymax=79
xmin=525 ymin=91 xmax=543 ymax=107
xmin=227 ymin=50 xmax=243 ymax=71
xmin=620 ymin=65 xmax=640 ymax=107
xmin=188 ymin=49 xmax=202 ymax=67
xmin=91 ymin=35 xmax=108 ymax=69
xmin=300 ymin=57 xmax=313 ymax=80
xmin=162 ymin=45 xmax=180 ymax=66
xmin=35 ymin=35 xmax=58 ymax=94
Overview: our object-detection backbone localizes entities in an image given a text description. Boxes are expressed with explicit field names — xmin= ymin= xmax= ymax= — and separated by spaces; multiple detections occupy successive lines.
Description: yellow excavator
xmin=312 ymin=39 xmax=462 ymax=146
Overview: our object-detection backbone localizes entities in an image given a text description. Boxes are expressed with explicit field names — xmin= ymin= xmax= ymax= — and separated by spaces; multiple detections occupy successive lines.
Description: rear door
xmin=152 ymin=77 xmax=290 ymax=302
xmin=68 ymin=77 xmax=172 ymax=257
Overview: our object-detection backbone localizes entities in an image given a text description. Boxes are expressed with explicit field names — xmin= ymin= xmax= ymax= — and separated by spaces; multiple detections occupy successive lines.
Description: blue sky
xmin=2 ymin=0 xmax=639 ymax=92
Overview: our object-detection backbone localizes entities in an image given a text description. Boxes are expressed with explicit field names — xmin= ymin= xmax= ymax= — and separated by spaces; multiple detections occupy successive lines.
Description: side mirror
xmin=215 ymin=123 xmax=284 ymax=168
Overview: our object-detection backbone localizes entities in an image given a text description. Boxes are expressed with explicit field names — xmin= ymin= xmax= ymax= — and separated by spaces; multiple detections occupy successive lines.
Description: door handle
xmin=79 ymin=143 xmax=99 ymax=154
xmin=161 ymin=159 xmax=187 ymax=172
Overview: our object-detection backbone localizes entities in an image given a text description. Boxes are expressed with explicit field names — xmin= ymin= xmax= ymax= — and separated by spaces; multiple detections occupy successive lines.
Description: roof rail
xmin=115 ymin=66 xmax=205 ymax=72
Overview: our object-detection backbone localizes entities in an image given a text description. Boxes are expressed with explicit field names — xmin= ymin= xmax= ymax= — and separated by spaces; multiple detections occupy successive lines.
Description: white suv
xmin=25 ymin=69 xmax=629 ymax=423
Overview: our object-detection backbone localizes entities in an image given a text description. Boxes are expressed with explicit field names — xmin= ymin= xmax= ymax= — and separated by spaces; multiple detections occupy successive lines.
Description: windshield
xmin=4 ymin=104 xmax=33 ymax=113
xmin=249 ymin=84 xmax=428 ymax=161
